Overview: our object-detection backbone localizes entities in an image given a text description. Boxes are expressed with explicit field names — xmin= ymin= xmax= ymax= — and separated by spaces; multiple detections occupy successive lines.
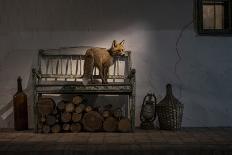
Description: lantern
xmin=140 ymin=93 xmax=157 ymax=129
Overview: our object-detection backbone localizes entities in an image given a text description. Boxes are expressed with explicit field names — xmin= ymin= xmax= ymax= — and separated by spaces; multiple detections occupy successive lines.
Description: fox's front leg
xmin=98 ymin=65 xmax=105 ymax=84
xmin=103 ymin=66 xmax=109 ymax=84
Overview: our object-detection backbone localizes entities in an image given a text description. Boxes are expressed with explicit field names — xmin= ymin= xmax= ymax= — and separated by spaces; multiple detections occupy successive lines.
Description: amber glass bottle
xmin=13 ymin=76 xmax=28 ymax=130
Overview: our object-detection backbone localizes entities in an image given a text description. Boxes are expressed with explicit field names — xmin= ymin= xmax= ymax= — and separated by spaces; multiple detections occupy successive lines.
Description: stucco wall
xmin=0 ymin=0 xmax=232 ymax=128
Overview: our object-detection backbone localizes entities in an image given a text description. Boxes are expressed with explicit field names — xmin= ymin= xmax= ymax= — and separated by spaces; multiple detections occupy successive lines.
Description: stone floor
xmin=0 ymin=128 xmax=232 ymax=155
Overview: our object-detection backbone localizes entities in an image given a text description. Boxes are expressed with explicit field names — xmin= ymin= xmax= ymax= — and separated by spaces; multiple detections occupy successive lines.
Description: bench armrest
xmin=32 ymin=68 xmax=41 ymax=79
xmin=128 ymin=68 xmax=136 ymax=80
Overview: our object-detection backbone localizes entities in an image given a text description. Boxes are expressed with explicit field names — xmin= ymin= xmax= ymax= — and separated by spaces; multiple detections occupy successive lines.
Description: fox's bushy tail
xmin=82 ymin=51 xmax=94 ymax=85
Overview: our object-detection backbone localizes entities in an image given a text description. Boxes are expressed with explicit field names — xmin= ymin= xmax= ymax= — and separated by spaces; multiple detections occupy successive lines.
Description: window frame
xmin=195 ymin=0 xmax=232 ymax=36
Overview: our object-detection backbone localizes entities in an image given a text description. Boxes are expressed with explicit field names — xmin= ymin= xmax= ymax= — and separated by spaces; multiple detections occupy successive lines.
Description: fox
xmin=83 ymin=40 xmax=125 ymax=85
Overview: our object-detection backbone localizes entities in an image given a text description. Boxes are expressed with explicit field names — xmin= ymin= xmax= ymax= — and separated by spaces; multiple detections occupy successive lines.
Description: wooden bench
xmin=32 ymin=47 xmax=136 ymax=132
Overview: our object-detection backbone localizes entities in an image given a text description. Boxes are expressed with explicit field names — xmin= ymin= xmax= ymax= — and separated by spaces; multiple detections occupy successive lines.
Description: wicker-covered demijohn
xmin=156 ymin=84 xmax=184 ymax=130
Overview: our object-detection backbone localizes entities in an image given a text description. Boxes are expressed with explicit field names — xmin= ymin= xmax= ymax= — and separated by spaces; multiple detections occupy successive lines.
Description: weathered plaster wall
xmin=0 ymin=0 xmax=232 ymax=128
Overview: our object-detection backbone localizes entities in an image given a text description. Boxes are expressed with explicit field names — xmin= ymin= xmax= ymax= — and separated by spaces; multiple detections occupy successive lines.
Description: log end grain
xmin=65 ymin=103 xmax=75 ymax=113
xmin=72 ymin=96 xmax=83 ymax=105
xmin=72 ymin=113 xmax=82 ymax=122
xmin=57 ymin=100 xmax=65 ymax=111
xmin=61 ymin=112 xmax=72 ymax=123
xmin=51 ymin=124 xmax=61 ymax=133
xmin=70 ymin=123 xmax=82 ymax=133
xmin=85 ymin=106 xmax=93 ymax=113
xmin=38 ymin=98 xmax=55 ymax=115
xmin=63 ymin=123 xmax=70 ymax=131
xmin=118 ymin=118 xmax=131 ymax=133
xmin=82 ymin=111 xmax=103 ymax=132
xmin=103 ymin=117 xmax=118 ymax=132
xmin=75 ymin=104 xmax=85 ymax=114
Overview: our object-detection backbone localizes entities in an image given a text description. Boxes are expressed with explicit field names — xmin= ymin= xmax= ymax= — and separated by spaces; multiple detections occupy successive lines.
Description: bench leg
xmin=33 ymin=93 xmax=41 ymax=133
xmin=33 ymin=93 xmax=38 ymax=133
xmin=129 ymin=94 xmax=135 ymax=132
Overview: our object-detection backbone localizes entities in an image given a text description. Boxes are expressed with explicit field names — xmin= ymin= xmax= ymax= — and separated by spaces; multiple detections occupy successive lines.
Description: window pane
xmin=215 ymin=5 xmax=224 ymax=29
xmin=203 ymin=3 xmax=224 ymax=30
xmin=203 ymin=5 xmax=215 ymax=29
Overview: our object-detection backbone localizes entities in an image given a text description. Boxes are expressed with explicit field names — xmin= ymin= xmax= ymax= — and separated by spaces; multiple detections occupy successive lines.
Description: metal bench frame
xmin=32 ymin=47 xmax=136 ymax=132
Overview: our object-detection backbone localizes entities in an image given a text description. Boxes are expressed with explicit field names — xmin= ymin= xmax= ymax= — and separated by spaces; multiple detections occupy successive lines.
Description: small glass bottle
xmin=13 ymin=76 xmax=28 ymax=130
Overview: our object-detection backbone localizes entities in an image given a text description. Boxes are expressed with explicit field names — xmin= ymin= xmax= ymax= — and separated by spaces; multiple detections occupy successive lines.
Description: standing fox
xmin=83 ymin=40 xmax=125 ymax=85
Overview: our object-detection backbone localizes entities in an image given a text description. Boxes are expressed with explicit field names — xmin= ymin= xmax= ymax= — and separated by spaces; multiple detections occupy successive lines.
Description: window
xmin=195 ymin=0 xmax=232 ymax=35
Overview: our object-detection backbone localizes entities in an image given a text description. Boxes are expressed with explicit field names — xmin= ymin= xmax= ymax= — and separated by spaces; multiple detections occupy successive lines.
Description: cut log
xmin=75 ymin=104 xmax=85 ymax=114
xmin=61 ymin=112 xmax=72 ymax=123
xmin=57 ymin=100 xmax=65 ymax=111
xmin=70 ymin=123 xmax=82 ymax=133
xmin=62 ymin=123 xmax=70 ymax=131
xmin=118 ymin=118 xmax=131 ymax=133
xmin=72 ymin=113 xmax=82 ymax=122
xmin=85 ymin=106 xmax=93 ymax=113
xmin=46 ymin=115 xmax=56 ymax=126
xmin=38 ymin=98 xmax=55 ymax=115
xmin=102 ymin=110 xmax=112 ymax=118
xmin=72 ymin=96 xmax=83 ymax=105
xmin=103 ymin=117 xmax=118 ymax=132
xmin=42 ymin=125 xmax=50 ymax=133
xmin=82 ymin=111 xmax=103 ymax=132
xmin=65 ymin=103 xmax=75 ymax=113
xmin=51 ymin=124 xmax=61 ymax=133
xmin=113 ymin=108 xmax=122 ymax=118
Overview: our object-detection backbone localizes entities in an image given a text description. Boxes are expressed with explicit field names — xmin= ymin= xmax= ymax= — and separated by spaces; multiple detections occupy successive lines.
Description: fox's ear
xmin=120 ymin=40 xmax=125 ymax=45
xmin=112 ymin=40 xmax=117 ymax=47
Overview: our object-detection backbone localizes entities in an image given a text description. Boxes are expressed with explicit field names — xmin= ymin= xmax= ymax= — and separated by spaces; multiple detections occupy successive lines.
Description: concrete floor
xmin=0 ymin=128 xmax=232 ymax=155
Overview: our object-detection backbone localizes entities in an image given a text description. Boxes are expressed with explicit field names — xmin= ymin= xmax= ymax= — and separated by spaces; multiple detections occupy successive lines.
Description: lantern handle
xmin=152 ymin=93 xmax=157 ymax=104
xmin=149 ymin=93 xmax=157 ymax=122
xmin=152 ymin=93 xmax=157 ymax=122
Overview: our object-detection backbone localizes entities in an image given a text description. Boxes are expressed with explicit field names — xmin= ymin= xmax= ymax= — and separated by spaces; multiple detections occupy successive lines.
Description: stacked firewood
xmin=37 ymin=96 xmax=131 ymax=133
